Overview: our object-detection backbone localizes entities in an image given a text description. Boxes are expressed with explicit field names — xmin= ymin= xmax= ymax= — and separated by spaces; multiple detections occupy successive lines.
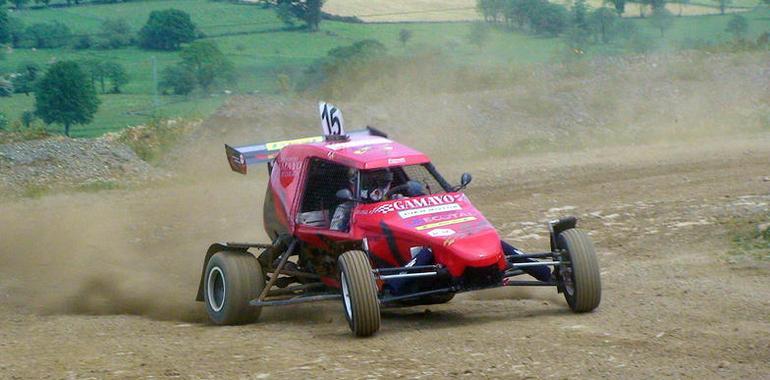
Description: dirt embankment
xmin=0 ymin=137 xmax=159 ymax=196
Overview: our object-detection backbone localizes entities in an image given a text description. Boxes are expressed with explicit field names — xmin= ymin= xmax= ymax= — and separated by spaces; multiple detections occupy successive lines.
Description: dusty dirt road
xmin=1 ymin=132 xmax=769 ymax=379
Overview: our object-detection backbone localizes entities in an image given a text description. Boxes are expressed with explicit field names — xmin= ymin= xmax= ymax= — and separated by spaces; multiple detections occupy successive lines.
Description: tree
xmin=726 ymin=14 xmax=748 ymax=40
xmin=608 ymin=0 xmax=626 ymax=15
xmin=590 ymin=7 xmax=618 ymax=43
xmin=714 ymin=0 xmax=732 ymax=14
xmin=532 ymin=1 xmax=569 ymax=36
xmin=270 ymin=0 xmax=324 ymax=32
xmin=8 ymin=16 xmax=23 ymax=48
xmin=178 ymin=40 xmax=234 ymax=91
xmin=103 ymin=61 xmax=128 ymax=93
xmin=24 ymin=21 xmax=71 ymax=48
xmin=11 ymin=0 xmax=27 ymax=10
xmin=97 ymin=18 xmax=134 ymax=49
xmin=0 ymin=6 xmax=9 ymax=44
xmin=80 ymin=59 xmax=106 ymax=92
xmin=650 ymin=0 xmax=667 ymax=10
xmin=34 ymin=61 xmax=100 ymax=137
xmin=159 ymin=64 xmax=196 ymax=95
xmin=139 ymin=9 xmax=196 ymax=51
xmin=398 ymin=29 xmax=413 ymax=47
xmin=11 ymin=61 xmax=40 ymax=95
xmin=671 ymin=0 xmax=690 ymax=16
xmin=573 ymin=0 xmax=590 ymax=33
xmin=648 ymin=7 xmax=674 ymax=37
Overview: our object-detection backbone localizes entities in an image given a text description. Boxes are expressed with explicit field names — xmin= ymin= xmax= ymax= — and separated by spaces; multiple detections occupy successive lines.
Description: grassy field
xmin=1 ymin=0 xmax=768 ymax=137
xmin=324 ymin=0 xmax=762 ymax=21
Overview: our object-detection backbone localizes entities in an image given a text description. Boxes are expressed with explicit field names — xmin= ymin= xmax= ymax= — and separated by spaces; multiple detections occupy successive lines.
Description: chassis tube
xmin=510 ymin=261 xmax=562 ymax=267
xmin=379 ymin=272 xmax=438 ymax=280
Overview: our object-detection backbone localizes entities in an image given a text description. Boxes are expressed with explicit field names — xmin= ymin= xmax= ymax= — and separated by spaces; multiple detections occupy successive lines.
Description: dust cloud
xmin=0 ymin=175 xmax=266 ymax=321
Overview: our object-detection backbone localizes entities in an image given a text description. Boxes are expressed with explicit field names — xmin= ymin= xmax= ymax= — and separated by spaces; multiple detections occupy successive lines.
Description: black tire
xmin=556 ymin=229 xmax=601 ymax=313
xmin=338 ymin=250 xmax=380 ymax=337
xmin=204 ymin=251 xmax=265 ymax=325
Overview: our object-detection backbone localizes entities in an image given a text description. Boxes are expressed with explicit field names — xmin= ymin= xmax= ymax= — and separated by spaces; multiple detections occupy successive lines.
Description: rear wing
xmin=225 ymin=126 xmax=387 ymax=175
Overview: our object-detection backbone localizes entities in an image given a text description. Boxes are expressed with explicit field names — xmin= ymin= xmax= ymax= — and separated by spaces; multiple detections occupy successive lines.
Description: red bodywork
xmin=266 ymin=135 xmax=507 ymax=287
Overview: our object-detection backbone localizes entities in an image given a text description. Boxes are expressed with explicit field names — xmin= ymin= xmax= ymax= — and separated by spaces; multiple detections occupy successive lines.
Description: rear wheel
xmin=204 ymin=251 xmax=265 ymax=325
xmin=556 ymin=229 xmax=601 ymax=313
xmin=338 ymin=250 xmax=380 ymax=337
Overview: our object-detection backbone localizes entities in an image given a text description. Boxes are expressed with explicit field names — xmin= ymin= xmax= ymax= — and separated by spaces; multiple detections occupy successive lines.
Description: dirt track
xmin=1 ymin=131 xmax=769 ymax=379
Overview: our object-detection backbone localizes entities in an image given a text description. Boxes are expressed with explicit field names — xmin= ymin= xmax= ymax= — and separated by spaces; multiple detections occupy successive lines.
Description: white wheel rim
xmin=341 ymin=272 xmax=352 ymax=319
xmin=207 ymin=266 xmax=226 ymax=312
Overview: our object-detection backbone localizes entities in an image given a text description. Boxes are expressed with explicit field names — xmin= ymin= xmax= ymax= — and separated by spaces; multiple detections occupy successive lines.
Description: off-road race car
xmin=196 ymin=103 xmax=601 ymax=337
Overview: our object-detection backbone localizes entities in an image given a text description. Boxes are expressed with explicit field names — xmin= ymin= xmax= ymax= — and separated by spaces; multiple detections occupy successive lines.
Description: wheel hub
xmin=207 ymin=266 xmax=226 ymax=312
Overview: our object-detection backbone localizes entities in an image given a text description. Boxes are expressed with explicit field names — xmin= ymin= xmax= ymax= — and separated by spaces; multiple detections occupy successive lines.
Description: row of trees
xmin=0 ymin=7 xmax=198 ymax=51
xmin=4 ymin=59 xmax=128 ymax=96
xmin=1 ymin=0 xmax=143 ymax=10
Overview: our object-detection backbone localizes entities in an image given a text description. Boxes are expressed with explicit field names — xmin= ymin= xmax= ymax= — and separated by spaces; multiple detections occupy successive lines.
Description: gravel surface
xmin=0 ymin=137 xmax=158 ymax=195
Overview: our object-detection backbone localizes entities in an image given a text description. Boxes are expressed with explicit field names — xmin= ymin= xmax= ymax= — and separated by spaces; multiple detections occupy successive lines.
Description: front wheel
xmin=204 ymin=251 xmax=265 ymax=325
xmin=556 ymin=229 xmax=601 ymax=313
xmin=338 ymin=250 xmax=380 ymax=337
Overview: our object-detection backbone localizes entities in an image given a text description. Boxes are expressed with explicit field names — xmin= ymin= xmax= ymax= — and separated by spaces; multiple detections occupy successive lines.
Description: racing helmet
xmin=364 ymin=169 xmax=394 ymax=202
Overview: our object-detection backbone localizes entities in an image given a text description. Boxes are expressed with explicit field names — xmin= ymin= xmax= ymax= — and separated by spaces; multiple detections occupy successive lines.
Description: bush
xmin=160 ymin=64 xmax=196 ymax=95
xmin=74 ymin=35 xmax=93 ymax=49
xmin=301 ymin=39 xmax=387 ymax=94
xmin=116 ymin=118 xmax=192 ymax=162
xmin=24 ymin=21 xmax=71 ymax=48
xmin=0 ymin=6 xmax=9 ymax=45
xmin=11 ymin=62 xmax=40 ymax=95
xmin=0 ymin=112 xmax=8 ymax=130
xmin=726 ymin=14 xmax=748 ymax=40
xmin=139 ymin=9 xmax=197 ymax=51
xmin=531 ymin=2 xmax=569 ymax=36
xmin=96 ymin=18 xmax=134 ymax=49
xmin=0 ymin=77 xmax=13 ymax=96
xmin=8 ymin=17 xmax=24 ymax=48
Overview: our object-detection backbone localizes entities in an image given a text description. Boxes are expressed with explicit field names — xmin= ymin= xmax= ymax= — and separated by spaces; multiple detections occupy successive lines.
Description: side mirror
xmin=460 ymin=173 xmax=472 ymax=187
xmin=336 ymin=188 xmax=355 ymax=202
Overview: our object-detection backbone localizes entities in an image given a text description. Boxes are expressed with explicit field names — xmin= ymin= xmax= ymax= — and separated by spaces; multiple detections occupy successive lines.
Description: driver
xmin=330 ymin=168 xmax=358 ymax=231
xmin=362 ymin=169 xmax=394 ymax=202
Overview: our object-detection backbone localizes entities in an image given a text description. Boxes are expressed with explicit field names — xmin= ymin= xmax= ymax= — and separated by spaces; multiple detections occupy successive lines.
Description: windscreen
xmin=359 ymin=164 xmax=450 ymax=203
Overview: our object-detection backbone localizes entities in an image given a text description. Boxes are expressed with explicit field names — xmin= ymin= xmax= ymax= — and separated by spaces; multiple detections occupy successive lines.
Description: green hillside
xmin=1 ymin=0 xmax=768 ymax=137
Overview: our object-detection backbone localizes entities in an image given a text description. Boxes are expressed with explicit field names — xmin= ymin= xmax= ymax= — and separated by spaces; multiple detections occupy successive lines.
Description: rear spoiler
xmin=225 ymin=126 xmax=387 ymax=175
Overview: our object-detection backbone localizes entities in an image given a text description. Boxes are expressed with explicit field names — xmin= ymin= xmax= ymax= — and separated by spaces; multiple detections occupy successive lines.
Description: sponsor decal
xmin=353 ymin=146 xmax=372 ymax=155
xmin=415 ymin=216 xmax=477 ymax=231
xmin=428 ymin=228 xmax=455 ymax=237
xmin=265 ymin=136 xmax=323 ymax=151
xmin=327 ymin=138 xmax=389 ymax=151
xmin=407 ymin=211 xmax=475 ymax=226
xmin=398 ymin=203 xmax=461 ymax=219
xmin=443 ymin=237 xmax=456 ymax=247
xmin=276 ymin=160 xmax=302 ymax=187
xmin=387 ymin=157 xmax=406 ymax=165
xmin=372 ymin=194 xmax=459 ymax=215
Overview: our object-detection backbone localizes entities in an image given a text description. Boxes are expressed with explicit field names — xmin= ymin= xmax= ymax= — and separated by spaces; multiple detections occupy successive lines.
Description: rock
xmin=718 ymin=360 xmax=730 ymax=369
xmin=757 ymin=223 xmax=770 ymax=234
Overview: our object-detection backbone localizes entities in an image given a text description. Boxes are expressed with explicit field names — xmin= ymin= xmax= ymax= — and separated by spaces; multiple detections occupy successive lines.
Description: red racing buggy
xmin=196 ymin=104 xmax=601 ymax=336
